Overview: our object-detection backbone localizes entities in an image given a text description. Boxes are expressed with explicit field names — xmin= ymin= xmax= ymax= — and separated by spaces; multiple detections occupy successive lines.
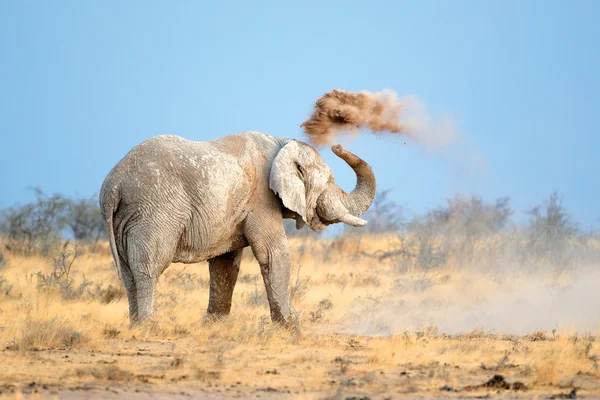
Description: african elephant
xmin=99 ymin=131 xmax=376 ymax=326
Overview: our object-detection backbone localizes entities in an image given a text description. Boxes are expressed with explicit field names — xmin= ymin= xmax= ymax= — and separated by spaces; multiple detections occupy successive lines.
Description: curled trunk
xmin=331 ymin=144 xmax=376 ymax=217
xmin=316 ymin=145 xmax=376 ymax=227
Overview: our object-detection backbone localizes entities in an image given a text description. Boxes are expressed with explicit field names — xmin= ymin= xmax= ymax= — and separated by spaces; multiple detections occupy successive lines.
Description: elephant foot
xmin=127 ymin=313 xmax=141 ymax=329
xmin=270 ymin=312 xmax=300 ymax=334
xmin=202 ymin=312 xmax=230 ymax=326
xmin=128 ymin=318 xmax=149 ymax=329
xmin=127 ymin=311 xmax=158 ymax=330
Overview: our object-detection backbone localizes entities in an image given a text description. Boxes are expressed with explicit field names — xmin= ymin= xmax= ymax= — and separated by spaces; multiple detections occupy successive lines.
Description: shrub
xmin=0 ymin=275 xmax=13 ymax=297
xmin=88 ymin=283 xmax=126 ymax=304
xmin=0 ymin=189 xmax=107 ymax=256
xmin=32 ymin=242 xmax=120 ymax=302
xmin=243 ymin=275 xmax=268 ymax=308
xmin=164 ymin=269 xmax=209 ymax=291
xmin=0 ymin=188 xmax=68 ymax=256
xmin=525 ymin=191 xmax=579 ymax=271
xmin=344 ymin=188 xmax=405 ymax=235
xmin=290 ymin=264 xmax=309 ymax=302
xmin=20 ymin=316 xmax=88 ymax=350
xmin=421 ymin=194 xmax=512 ymax=237
xmin=63 ymin=195 xmax=107 ymax=250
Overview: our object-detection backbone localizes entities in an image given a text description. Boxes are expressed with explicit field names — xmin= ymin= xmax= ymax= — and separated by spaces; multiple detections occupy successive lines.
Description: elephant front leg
xmin=258 ymin=247 xmax=291 ymax=323
xmin=207 ymin=249 xmax=243 ymax=316
xmin=245 ymin=218 xmax=292 ymax=323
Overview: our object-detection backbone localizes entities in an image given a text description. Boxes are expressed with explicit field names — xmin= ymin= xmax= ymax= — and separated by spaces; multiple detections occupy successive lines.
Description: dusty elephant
xmin=99 ymin=131 xmax=376 ymax=326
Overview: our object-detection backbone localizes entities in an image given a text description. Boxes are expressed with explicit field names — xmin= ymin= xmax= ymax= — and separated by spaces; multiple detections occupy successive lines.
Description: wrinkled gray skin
xmin=99 ymin=131 xmax=376 ymax=326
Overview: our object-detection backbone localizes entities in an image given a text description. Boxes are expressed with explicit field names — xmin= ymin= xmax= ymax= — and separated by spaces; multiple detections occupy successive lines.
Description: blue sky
xmin=1 ymin=1 xmax=598 ymax=228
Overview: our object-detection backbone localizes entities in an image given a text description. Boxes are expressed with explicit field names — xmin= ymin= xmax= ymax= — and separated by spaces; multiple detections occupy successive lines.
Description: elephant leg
xmin=134 ymin=274 xmax=158 ymax=323
xmin=118 ymin=256 xmax=138 ymax=324
xmin=259 ymin=248 xmax=291 ymax=323
xmin=126 ymin=228 xmax=175 ymax=325
xmin=207 ymin=249 xmax=243 ymax=316
xmin=246 ymin=214 xmax=292 ymax=324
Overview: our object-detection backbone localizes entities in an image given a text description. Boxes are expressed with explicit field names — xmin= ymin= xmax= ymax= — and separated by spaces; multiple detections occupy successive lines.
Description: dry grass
xmin=0 ymin=236 xmax=598 ymax=399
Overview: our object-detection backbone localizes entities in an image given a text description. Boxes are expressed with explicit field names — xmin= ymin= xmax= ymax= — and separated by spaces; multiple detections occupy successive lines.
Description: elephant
xmin=99 ymin=131 xmax=376 ymax=326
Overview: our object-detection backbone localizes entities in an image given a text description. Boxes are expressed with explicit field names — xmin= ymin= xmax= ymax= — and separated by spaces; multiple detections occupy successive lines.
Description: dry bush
xmin=0 ymin=275 xmax=13 ymax=297
xmin=0 ymin=189 xmax=67 ymax=256
xmin=309 ymin=298 xmax=334 ymax=323
xmin=241 ymin=275 xmax=268 ymax=308
xmin=19 ymin=316 xmax=89 ymax=350
xmin=102 ymin=325 xmax=121 ymax=339
xmin=290 ymin=264 xmax=309 ymax=302
xmin=0 ymin=189 xmax=106 ymax=257
xmin=88 ymin=283 xmax=126 ymax=304
xmin=163 ymin=269 xmax=209 ymax=291
xmin=534 ymin=360 xmax=559 ymax=385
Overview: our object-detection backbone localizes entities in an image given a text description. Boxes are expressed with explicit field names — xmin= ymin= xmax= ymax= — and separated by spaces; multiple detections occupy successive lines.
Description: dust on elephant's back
xmin=168 ymin=144 xmax=252 ymax=250
xmin=118 ymin=136 xmax=252 ymax=260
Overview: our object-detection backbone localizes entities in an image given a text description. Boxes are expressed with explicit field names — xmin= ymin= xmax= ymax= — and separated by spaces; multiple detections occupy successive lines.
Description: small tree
xmin=344 ymin=188 xmax=405 ymax=235
xmin=406 ymin=194 xmax=513 ymax=265
xmin=423 ymin=194 xmax=512 ymax=237
xmin=0 ymin=188 xmax=68 ymax=256
xmin=526 ymin=191 xmax=578 ymax=270
xmin=63 ymin=195 xmax=106 ymax=250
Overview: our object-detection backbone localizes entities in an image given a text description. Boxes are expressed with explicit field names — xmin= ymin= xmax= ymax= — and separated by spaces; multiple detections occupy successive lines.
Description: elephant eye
xmin=295 ymin=162 xmax=305 ymax=178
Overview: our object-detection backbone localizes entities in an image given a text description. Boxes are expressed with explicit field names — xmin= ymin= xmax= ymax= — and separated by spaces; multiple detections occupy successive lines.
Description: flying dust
xmin=300 ymin=88 xmax=459 ymax=152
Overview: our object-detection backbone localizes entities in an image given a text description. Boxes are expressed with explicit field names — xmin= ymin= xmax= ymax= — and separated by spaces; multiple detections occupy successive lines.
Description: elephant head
xmin=269 ymin=140 xmax=376 ymax=232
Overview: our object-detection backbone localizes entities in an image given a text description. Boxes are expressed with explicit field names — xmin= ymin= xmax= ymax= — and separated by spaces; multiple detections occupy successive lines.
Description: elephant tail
xmin=100 ymin=187 xmax=122 ymax=278
xmin=105 ymin=209 xmax=122 ymax=278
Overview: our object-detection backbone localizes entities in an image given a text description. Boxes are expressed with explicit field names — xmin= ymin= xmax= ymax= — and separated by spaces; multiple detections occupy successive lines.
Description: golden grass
xmin=0 ymin=236 xmax=598 ymax=398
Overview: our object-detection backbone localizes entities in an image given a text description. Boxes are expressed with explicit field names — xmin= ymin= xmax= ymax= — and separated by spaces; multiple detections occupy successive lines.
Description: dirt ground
xmin=0 ymin=236 xmax=599 ymax=399
xmin=2 ymin=333 xmax=599 ymax=400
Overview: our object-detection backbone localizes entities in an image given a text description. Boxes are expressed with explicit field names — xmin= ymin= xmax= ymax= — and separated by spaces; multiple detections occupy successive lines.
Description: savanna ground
xmin=0 ymin=230 xmax=599 ymax=400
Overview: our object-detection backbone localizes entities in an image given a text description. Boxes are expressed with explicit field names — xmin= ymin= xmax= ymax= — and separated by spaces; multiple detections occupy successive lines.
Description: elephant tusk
xmin=338 ymin=213 xmax=368 ymax=227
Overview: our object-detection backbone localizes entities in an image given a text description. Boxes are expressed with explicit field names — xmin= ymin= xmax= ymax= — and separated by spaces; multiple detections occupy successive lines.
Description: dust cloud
xmin=300 ymin=89 xmax=459 ymax=152
xmin=301 ymin=89 xmax=596 ymax=337
xmin=336 ymin=266 xmax=600 ymax=337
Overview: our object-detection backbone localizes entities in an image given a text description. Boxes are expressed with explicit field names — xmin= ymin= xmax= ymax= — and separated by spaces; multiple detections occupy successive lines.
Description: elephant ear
xmin=269 ymin=141 xmax=307 ymax=223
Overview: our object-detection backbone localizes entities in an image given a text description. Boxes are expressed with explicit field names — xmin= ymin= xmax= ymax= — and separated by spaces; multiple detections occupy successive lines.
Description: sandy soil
xmin=1 ymin=331 xmax=598 ymax=399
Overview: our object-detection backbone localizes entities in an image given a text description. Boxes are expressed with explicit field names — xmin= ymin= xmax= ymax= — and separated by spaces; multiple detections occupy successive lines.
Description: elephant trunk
xmin=331 ymin=144 xmax=376 ymax=217
xmin=316 ymin=145 xmax=376 ymax=227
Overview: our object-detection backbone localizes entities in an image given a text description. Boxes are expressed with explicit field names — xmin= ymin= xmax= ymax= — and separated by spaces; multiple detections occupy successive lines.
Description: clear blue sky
xmin=1 ymin=1 xmax=598 ymax=228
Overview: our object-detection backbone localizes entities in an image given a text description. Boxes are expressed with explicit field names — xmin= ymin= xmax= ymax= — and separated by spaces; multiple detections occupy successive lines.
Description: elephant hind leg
xmin=207 ymin=249 xmax=243 ymax=317
xmin=133 ymin=273 xmax=158 ymax=323
xmin=118 ymin=255 xmax=138 ymax=324
xmin=125 ymin=229 xmax=177 ymax=325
